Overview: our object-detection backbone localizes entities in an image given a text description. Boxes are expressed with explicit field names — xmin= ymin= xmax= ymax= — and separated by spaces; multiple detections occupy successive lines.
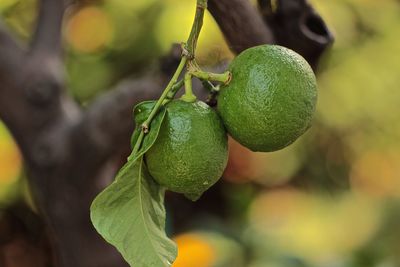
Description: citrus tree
xmin=0 ymin=0 xmax=333 ymax=266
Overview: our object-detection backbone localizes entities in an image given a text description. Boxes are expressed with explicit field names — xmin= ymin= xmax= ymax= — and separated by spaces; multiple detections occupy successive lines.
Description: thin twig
xmin=185 ymin=0 xmax=208 ymax=58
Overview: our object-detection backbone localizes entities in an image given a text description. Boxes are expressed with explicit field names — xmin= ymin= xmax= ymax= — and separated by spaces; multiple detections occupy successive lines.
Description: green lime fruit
xmin=145 ymin=99 xmax=228 ymax=200
xmin=217 ymin=45 xmax=318 ymax=152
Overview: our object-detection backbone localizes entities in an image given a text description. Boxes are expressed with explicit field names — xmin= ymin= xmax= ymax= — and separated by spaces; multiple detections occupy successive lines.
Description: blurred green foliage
xmin=1 ymin=0 xmax=400 ymax=266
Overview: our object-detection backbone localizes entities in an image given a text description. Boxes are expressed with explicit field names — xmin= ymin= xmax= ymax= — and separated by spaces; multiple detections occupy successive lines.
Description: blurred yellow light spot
xmin=0 ymin=0 xmax=16 ymax=10
xmin=326 ymin=194 xmax=380 ymax=252
xmin=173 ymin=233 xmax=215 ymax=267
xmin=155 ymin=0 xmax=233 ymax=64
xmin=350 ymin=151 xmax=400 ymax=197
xmin=66 ymin=6 xmax=113 ymax=53
xmin=106 ymin=0 xmax=156 ymax=10
xmin=249 ymin=188 xmax=309 ymax=230
xmin=249 ymin=190 xmax=381 ymax=264
xmin=224 ymin=138 xmax=300 ymax=185
xmin=0 ymin=122 xmax=21 ymax=184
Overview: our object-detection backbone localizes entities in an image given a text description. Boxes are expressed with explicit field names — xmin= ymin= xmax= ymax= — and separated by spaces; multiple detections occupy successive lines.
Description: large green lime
xmin=145 ymin=100 xmax=228 ymax=200
xmin=217 ymin=45 xmax=318 ymax=152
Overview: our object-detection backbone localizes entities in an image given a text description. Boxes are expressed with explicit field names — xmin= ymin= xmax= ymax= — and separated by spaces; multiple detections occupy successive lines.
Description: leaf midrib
xmin=137 ymin=158 xmax=168 ymax=267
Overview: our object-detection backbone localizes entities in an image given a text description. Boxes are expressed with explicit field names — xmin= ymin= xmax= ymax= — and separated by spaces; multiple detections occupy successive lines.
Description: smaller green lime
xmin=145 ymin=100 xmax=228 ymax=200
xmin=217 ymin=45 xmax=318 ymax=152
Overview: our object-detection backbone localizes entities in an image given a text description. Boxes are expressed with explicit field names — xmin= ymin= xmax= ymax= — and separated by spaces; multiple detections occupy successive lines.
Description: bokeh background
xmin=1 ymin=0 xmax=400 ymax=266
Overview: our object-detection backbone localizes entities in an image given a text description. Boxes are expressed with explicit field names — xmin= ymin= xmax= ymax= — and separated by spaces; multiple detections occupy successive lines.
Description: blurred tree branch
xmin=208 ymin=0 xmax=275 ymax=53
xmin=0 ymin=0 xmax=129 ymax=266
xmin=31 ymin=0 xmax=66 ymax=55
xmin=208 ymin=0 xmax=334 ymax=68
xmin=257 ymin=0 xmax=334 ymax=68
xmin=0 ymin=0 xmax=334 ymax=266
xmin=71 ymin=77 xmax=164 ymax=177
xmin=0 ymin=21 xmax=24 ymax=78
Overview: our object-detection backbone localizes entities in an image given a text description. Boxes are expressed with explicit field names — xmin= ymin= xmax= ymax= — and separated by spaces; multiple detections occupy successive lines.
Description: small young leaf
xmin=90 ymin=157 xmax=177 ymax=267
xmin=130 ymin=100 xmax=157 ymax=149
xmin=129 ymin=107 xmax=166 ymax=162
xmin=134 ymin=100 xmax=157 ymax=125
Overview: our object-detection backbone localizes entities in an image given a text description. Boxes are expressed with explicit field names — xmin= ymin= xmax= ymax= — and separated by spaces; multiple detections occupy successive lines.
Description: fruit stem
xmin=132 ymin=0 xmax=208 ymax=156
xmin=166 ymin=79 xmax=184 ymax=100
xmin=185 ymin=0 xmax=208 ymax=59
xmin=202 ymin=80 xmax=220 ymax=92
xmin=141 ymin=57 xmax=187 ymax=131
xmin=190 ymin=70 xmax=232 ymax=85
xmin=181 ymin=72 xmax=197 ymax=102
xmin=132 ymin=131 xmax=144 ymax=156
xmin=141 ymin=0 xmax=207 ymax=130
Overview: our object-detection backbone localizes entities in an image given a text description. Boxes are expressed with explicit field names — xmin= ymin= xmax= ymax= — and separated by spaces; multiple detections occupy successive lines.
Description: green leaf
xmin=90 ymin=157 xmax=177 ymax=267
xmin=134 ymin=101 xmax=157 ymax=124
xmin=130 ymin=100 xmax=156 ymax=148
xmin=130 ymin=100 xmax=167 ymax=156
xmin=129 ymin=106 xmax=166 ymax=162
